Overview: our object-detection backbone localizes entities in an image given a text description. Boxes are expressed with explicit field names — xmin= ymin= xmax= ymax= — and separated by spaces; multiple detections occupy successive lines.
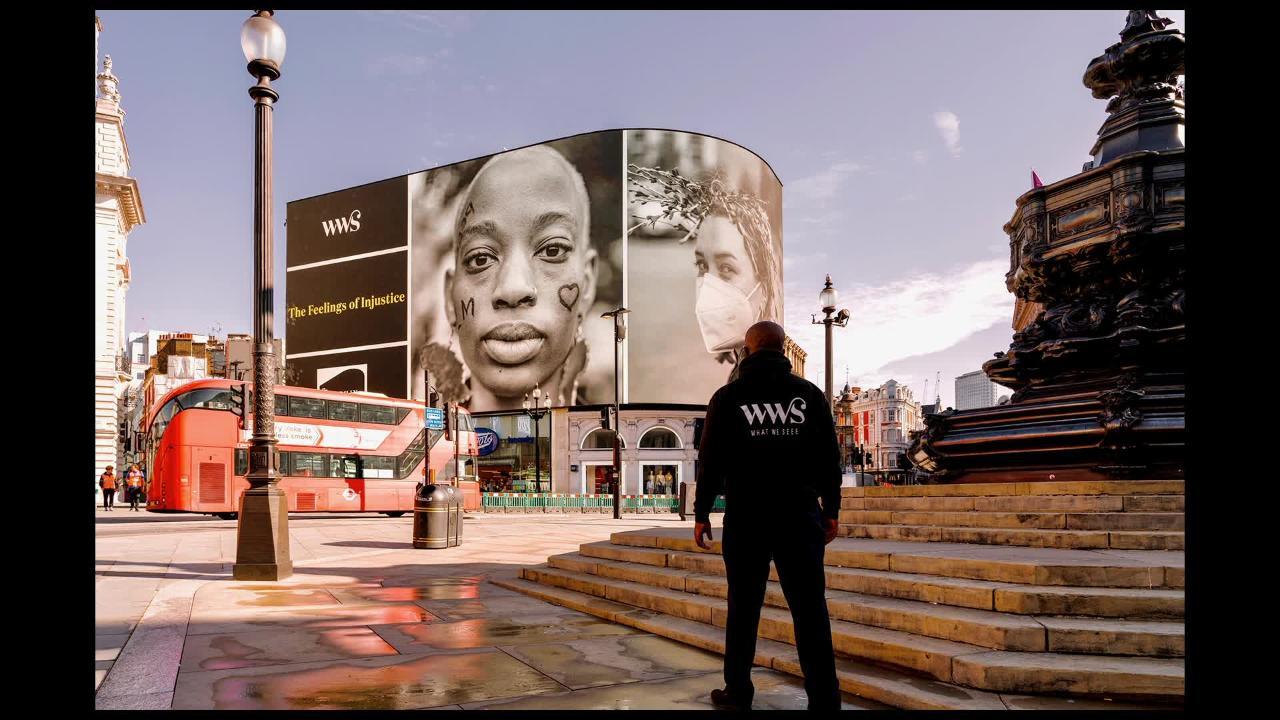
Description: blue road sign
xmin=425 ymin=407 xmax=446 ymax=430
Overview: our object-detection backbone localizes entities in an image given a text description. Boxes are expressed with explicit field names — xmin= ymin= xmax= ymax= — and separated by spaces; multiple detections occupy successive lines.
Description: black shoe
xmin=710 ymin=688 xmax=750 ymax=711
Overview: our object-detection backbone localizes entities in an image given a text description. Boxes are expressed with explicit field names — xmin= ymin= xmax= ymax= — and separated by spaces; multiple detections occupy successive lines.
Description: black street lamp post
xmin=233 ymin=9 xmax=291 ymax=581
xmin=810 ymin=275 xmax=849 ymax=411
xmin=602 ymin=308 xmax=629 ymax=519
xmin=522 ymin=387 xmax=548 ymax=493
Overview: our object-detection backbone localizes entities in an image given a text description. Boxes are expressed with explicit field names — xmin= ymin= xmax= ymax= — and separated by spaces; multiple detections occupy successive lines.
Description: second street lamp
xmin=233 ymin=9 xmax=291 ymax=581
xmin=522 ymin=387 xmax=548 ymax=494
xmin=811 ymin=274 xmax=850 ymax=412
xmin=602 ymin=308 xmax=629 ymax=519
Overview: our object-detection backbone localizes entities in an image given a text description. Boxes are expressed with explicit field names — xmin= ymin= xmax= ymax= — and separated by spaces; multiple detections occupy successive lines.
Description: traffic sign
xmin=425 ymin=407 xmax=445 ymax=430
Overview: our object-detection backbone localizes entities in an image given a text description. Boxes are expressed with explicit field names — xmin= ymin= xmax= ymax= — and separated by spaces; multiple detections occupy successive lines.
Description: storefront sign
xmin=475 ymin=427 xmax=500 ymax=457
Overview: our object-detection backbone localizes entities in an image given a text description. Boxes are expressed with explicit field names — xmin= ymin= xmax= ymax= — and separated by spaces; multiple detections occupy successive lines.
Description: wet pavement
xmin=95 ymin=511 xmax=887 ymax=709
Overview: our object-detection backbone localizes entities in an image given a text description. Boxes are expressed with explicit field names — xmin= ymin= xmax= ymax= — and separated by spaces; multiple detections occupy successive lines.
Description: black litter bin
xmin=413 ymin=484 xmax=461 ymax=549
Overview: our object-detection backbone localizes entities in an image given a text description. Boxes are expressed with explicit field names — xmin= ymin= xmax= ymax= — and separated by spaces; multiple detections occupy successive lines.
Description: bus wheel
xmin=215 ymin=513 xmax=238 ymax=520
xmin=383 ymin=511 xmax=406 ymax=518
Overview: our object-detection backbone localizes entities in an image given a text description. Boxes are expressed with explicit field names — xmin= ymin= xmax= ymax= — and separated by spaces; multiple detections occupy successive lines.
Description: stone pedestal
xmin=233 ymin=485 xmax=293 ymax=580
xmin=909 ymin=11 xmax=1185 ymax=484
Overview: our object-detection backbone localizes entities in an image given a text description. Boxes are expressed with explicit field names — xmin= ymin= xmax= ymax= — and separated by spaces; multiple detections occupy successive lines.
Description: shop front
xmin=472 ymin=412 xmax=552 ymax=494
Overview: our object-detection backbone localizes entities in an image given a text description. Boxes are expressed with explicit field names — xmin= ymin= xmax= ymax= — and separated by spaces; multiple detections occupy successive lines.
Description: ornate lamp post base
xmin=233 ymin=483 xmax=293 ymax=580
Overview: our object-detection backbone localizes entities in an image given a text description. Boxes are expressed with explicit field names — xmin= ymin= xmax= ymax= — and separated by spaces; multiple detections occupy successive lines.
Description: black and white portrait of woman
xmin=410 ymin=134 xmax=622 ymax=412
xmin=626 ymin=130 xmax=784 ymax=403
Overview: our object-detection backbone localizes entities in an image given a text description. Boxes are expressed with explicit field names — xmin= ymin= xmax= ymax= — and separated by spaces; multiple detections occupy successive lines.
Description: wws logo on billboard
xmin=321 ymin=209 xmax=362 ymax=237
xmin=740 ymin=397 xmax=806 ymax=436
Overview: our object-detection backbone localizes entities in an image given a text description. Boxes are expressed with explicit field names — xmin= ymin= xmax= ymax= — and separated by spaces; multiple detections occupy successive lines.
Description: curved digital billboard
xmin=285 ymin=129 xmax=782 ymax=411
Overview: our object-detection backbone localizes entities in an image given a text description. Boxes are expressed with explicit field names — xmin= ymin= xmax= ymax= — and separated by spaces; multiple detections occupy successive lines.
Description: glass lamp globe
xmin=819 ymin=283 xmax=839 ymax=312
xmin=241 ymin=11 xmax=286 ymax=76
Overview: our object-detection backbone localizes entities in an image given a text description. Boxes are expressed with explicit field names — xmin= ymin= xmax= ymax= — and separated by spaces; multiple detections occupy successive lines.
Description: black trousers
xmin=721 ymin=507 xmax=840 ymax=708
xmin=103 ymin=488 xmax=115 ymax=508
xmin=128 ymin=487 xmax=141 ymax=510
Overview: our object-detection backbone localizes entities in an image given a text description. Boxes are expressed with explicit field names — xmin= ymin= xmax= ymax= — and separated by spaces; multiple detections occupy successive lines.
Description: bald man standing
xmin=694 ymin=321 xmax=842 ymax=711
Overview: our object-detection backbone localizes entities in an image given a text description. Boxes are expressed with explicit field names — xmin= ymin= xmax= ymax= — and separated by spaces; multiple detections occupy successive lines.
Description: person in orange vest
xmin=99 ymin=466 xmax=117 ymax=511
xmin=126 ymin=463 xmax=145 ymax=512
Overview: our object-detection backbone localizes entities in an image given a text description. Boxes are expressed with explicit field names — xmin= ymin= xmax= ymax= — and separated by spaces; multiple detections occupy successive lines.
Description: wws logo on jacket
xmin=740 ymin=397 xmax=807 ymax=437
xmin=321 ymin=209 xmax=362 ymax=237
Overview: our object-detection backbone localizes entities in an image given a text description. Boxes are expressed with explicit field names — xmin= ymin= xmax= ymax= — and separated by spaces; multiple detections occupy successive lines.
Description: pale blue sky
xmin=99 ymin=9 xmax=1184 ymax=408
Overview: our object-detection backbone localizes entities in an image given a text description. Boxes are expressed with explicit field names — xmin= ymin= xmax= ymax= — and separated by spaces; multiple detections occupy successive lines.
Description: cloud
xmin=783 ymin=257 xmax=1013 ymax=385
xmin=367 ymin=47 xmax=453 ymax=77
xmin=365 ymin=10 xmax=473 ymax=36
xmin=933 ymin=111 xmax=962 ymax=157
xmin=785 ymin=161 xmax=864 ymax=208
xmin=912 ymin=149 xmax=928 ymax=165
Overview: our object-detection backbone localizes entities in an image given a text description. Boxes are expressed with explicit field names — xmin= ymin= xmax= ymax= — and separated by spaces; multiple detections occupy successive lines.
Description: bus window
xmin=235 ymin=448 xmax=248 ymax=476
xmin=328 ymin=401 xmax=357 ymax=421
xmin=290 ymin=396 xmax=326 ymax=419
xmin=331 ymin=455 xmax=360 ymax=478
xmin=275 ymin=394 xmax=288 ymax=417
xmin=290 ymin=452 xmax=327 ymax=477
xmin=457 ymin=412 xmax=474 ymax=432
xmin=179 ymin=387 xmax=234 ymax=410
xmin=396 ymin=407 xmax=412 ymax=424
xmin=358 ymin=404 xmax=397 ymax=425
xmin=362 ymin=456 xmax=395 ymax=478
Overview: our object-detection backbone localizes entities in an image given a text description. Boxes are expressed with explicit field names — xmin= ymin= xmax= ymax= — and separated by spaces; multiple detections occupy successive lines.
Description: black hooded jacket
xmin=693 ymin=349 xmax=842 ymax=524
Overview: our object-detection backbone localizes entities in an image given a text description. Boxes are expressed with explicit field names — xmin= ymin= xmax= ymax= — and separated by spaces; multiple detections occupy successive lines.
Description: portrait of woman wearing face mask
xmin=629 ymin=166 xmax=782 ymax=383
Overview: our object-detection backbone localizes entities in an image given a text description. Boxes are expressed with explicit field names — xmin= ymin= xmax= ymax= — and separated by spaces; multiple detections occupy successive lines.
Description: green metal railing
xmin=479 ymin=493 xmax=725 ymax=513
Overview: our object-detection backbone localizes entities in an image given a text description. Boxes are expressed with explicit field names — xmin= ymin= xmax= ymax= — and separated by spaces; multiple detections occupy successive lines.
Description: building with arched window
xmin=558 ymin=405 xmax=701 ymax=496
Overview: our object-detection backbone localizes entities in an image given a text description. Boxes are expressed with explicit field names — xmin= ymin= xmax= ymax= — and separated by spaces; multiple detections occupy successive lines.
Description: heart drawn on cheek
xmin=558 ymin=283 xmax=580 ymax=311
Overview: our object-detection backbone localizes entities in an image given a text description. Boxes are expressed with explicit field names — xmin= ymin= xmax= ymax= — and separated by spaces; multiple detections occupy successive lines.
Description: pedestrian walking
xmin=126 ymin=463 xmax=144 ymax=511
xmin=693 ymin=321 xmax=842 ymax=711
xmin=99 ymin=466 xmax=117 ymax=511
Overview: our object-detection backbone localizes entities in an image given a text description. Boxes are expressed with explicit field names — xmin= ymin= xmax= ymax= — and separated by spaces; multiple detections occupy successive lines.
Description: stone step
xmin=840 ymin=523 xmax=1184 ymax=551
xmin=838 ymin=510 xmax=1185 ymax=532
xmin=1037 ymin=617 xmax=1184 ymax=657
xmin=521 ymin=564 xmax=989 ymax=681
xmin=506 ymin=569 xmax=1184 ymax=702
xmin=1109 ymin=532 xmax=1186 ymax=551
xmin=993 ymin=585 xmax=1184 ymax=618
xmin=609 ymin=528 xmax=1181 ymax=588
xmin=563 ymin=552 xmax=1183 ymax=656
xmin=681 ymin=573 xmax=1047 ymax=652
xmin=490 ymin=577 xmax=1011 ymax=710
xmin=657 ymin=547 xmax=1184 ymax=618
xmin=841 ymin=522 xmax=1112 ymax=548
xmin=1123 ymin=496 xmax=1185 ymax=513
xmin=952 ymin=650 xmax=1183 ymax=699
xmin=549 ymin=552 xmax=691 ymax=591
xmin=841 ymin=480 xmax=1185 ymax=498
xmin=577 ymin=540 xmax=672 ymax=567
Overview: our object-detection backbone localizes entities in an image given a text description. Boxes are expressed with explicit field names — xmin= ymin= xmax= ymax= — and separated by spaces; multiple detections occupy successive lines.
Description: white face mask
xmin=695 ymin=274 xmax=760 ymax=354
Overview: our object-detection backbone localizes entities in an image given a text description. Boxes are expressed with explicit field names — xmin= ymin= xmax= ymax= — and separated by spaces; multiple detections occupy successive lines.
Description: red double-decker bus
xmin=142 ymin=379 xmax=479 ymax=518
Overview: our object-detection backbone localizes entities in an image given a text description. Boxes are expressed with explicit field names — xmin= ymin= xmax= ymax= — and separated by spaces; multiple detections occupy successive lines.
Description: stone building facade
xmin=557 ymin=406 xmax=701 ymax=496
xmin=95 ymin=16 xmax=145 ymax=484
xmin=833 ymin=379 xmax=923 ymax=474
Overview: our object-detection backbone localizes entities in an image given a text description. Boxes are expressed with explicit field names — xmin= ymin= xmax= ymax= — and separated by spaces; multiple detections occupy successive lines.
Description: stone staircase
xmin=496 ymin=480 xmax=1184 ymax=710
xmin=839 ymin=480 xmax=1185 ymax=551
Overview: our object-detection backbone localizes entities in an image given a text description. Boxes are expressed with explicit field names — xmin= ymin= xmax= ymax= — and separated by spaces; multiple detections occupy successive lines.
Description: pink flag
xmin=1031 ymin=169 xmax=1044 ymax=188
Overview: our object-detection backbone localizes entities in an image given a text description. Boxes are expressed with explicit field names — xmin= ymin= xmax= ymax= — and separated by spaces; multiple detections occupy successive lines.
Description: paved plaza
xmin=94 ymin=510 xmax=885 ymax=710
